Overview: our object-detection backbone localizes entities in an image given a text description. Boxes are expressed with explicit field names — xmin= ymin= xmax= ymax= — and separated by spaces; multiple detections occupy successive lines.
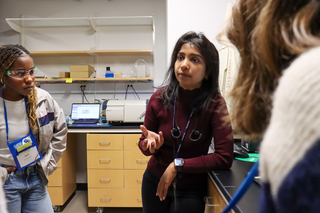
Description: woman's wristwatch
xmin=174 ymin=158 xmax=184 ymax=178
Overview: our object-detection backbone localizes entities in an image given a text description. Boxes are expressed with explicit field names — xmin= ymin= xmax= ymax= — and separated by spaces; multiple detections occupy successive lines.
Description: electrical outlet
xmin=80 ymin=85 xmax=86 ymax=90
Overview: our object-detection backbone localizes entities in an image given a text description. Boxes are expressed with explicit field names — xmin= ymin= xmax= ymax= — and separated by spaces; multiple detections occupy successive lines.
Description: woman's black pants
xmin=141 ymin=169 xmax=207 ymax=213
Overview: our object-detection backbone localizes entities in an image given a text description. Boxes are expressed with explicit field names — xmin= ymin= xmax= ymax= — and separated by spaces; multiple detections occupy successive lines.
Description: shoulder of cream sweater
xmin=259 ymin=46 xmax=320 ymax=196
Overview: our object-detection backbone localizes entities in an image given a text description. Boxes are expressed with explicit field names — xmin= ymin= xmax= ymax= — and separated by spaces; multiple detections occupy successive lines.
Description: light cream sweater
xmin=0 ymin=178 xmax=8 ymax=213
xmin=259 ymin=46 xmax=320 ymax=212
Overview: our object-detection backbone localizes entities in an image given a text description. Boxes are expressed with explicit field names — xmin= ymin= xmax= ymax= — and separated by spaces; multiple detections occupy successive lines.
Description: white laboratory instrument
xmin=102 ymin=99 xmax=148 ymax=123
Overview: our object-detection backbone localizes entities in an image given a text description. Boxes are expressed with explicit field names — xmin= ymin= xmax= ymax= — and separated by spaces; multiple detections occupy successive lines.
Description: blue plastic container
xmin=105 ymin=67 xmax=114 ymax=78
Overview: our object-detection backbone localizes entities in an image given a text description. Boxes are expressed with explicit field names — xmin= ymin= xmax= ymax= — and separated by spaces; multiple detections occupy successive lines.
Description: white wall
xmin=166 ymin=0 xmax=234 ymax=66
xmin=0 ymin=0 xmax=167 ymax=115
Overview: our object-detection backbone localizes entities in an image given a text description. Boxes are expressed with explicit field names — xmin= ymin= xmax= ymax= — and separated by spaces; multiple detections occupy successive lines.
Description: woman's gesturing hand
xmin=140 ymin=125 xmax=164 ymax=153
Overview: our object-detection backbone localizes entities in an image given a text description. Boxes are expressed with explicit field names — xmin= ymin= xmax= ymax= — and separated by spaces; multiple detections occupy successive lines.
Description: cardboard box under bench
xmin=70 ymin=65 xmax=94 ymax=78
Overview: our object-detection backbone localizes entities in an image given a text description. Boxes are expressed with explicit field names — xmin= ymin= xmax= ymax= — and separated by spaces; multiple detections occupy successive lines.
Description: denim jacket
xmin=0 ymin=87 xmax=67 ymax=186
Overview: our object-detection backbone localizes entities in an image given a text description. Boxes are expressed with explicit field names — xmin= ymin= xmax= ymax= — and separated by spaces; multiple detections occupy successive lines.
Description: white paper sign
xmin=16 ymin=146 xmax=40 ymax=168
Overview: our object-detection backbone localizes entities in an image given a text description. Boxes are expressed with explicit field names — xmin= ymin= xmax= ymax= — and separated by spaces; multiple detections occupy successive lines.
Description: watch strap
xmin=176 ymin=165 xmax=183 ymax=178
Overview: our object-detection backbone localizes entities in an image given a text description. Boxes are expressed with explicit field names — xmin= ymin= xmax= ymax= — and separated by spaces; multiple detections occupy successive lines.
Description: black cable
xmin=83 ymin=90 xmax=89 ymax=103
xmin=81 ymin=87 xmax=84 ymax=103
xmin=80 ymin=86 xmax=89 ymax=103
xmin=130 ymin=85 xmax=140 ymax=99
xmin=125 ymin=84 xmax=130 ymax=100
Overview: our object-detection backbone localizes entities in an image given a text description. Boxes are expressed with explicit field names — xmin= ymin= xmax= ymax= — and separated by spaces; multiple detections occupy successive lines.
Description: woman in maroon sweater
xmin=139 ymin=31 xmax=233 ymax=213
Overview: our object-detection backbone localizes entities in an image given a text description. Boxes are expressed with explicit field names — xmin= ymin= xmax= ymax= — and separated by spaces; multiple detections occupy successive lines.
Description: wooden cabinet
xmin=47 ymin=134 xmax=77 ymax=207
xmin=205 ymin=175 xmax=232 ymax=213
xmin=87 ymin=133 xmax=149 ymax=208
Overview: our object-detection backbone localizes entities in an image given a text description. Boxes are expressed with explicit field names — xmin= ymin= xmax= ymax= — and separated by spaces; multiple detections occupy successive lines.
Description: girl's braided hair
xmin=0 ymin=44 xmax=38 ymax=131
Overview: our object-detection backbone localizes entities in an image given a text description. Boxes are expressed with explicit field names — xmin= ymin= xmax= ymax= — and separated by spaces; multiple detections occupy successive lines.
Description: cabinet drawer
xmin=88 ymin=188 xmax=124 ymax=207
xmin=88 ymin=188 xmax=142 ymax=207
xmin=48 ymin=168 xmax=62 ymax=186
xmin=124 ymin=170 xmax=144 ymax=188
xmin=88 ymin=169 xmax=123 ymax=188
xmin=124 ymin=150 xmax=149 ymax=169
xmin=123 ymin=188 xmax=143 ymax=207
xmin=124 ymin=134 xmax=141 ymax=150
xmin=87 ymin=134 xmax=123 ymax=150
xmin=87 ymin=150 xmax=123 ymax=169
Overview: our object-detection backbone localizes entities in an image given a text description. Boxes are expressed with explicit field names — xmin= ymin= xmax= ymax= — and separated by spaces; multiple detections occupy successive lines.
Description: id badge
xmin=7 ymin=133 xmax=43 ymax=171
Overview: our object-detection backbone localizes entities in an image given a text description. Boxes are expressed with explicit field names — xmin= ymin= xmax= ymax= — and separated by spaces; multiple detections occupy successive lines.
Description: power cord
xmin=125 ymin=84 xmax=140 ymax=100
xmin=80 ymin=85 xmax=89 ymax=103
xmin=99 ymin=116 xmax=111 ymax=127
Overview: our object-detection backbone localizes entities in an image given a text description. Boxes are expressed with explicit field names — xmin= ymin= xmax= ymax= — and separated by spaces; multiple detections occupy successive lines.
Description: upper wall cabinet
xmin=5 ymin=16 xmax=155 ymax=81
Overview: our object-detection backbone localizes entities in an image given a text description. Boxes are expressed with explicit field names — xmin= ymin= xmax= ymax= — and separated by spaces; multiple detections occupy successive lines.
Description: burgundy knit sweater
xmin=139 ymin=87 xmax=233 ymax=186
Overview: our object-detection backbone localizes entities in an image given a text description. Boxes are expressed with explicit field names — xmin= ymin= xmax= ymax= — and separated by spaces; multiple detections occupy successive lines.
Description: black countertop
xmin=209 ymin=160 xmax=260 ymax=213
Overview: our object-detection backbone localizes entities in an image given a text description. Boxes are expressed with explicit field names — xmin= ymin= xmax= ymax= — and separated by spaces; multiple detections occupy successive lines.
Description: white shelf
xmin=30 ymin=49 xmax=153 ymax=57
xmin=6 ymin=16 xmax=155 ymax=81
xmin=35 ymin=77 xmax=153 ymax=84
xmin=90 ymin=16 xmax=153 ymax=26
xmin=92 ymin=49 xmax=153 ymax=56
xmin=30 ymin=50 xmax=91 ymax=56
xmin=6 ymin=16 xmax=154 ymax=33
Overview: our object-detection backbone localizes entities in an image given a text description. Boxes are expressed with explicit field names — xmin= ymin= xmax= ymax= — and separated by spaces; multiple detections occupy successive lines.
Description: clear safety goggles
xmin=6 ymin=66 xmax=37 ymax=79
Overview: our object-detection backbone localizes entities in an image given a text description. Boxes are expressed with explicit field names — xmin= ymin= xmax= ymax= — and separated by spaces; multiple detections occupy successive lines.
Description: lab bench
xmin=49 ymin=125 xmax=260 ymax=213
xmin=206 ymin=160 xmax=260 ymax=213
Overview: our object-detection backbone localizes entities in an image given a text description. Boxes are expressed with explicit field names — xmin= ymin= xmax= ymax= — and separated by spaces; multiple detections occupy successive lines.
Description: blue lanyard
xmin=1 ymin=85 xmax=32 ymax=143
xmin=172 ymin=97 xmax=195 ymax=158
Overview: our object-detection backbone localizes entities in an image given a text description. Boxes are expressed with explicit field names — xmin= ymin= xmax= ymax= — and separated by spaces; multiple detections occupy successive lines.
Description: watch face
xmin=175 ymin=158 xmax=183 ymax=165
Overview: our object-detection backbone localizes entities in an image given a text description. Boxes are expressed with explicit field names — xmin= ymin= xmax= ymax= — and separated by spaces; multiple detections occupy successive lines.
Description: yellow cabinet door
xmin=47 ymin=187 xmax=64 ymax=204
xmin=205 ymin=176 xmax=229 ymax=213
xmin=48 ymin=168 xmax=62 ymax=186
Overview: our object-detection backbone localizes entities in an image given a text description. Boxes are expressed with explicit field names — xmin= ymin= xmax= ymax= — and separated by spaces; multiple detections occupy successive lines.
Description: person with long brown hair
xmin=139 ymin=31 xmax=233 ymax=213
xmin=0 ymin=44 xmax=67 ymax=213
xmin=220 ymin=0 xmax=320 ymax=212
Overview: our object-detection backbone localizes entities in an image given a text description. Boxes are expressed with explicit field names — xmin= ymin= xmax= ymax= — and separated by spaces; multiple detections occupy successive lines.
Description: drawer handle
xmin=136 ymin=179 xmax=143 ymax=183
xmin=137 ymin=198 xmax=142 ymax=202
xmin=100 ymin=178 xmax=111 ymax=182
xmin=100 ymin=197 xmax=112 ymax=201
xmin=136 ymin=159 xmax=148 ymax=163
xmin=99 ymin=142 xmax=111 ymax=146
xmin=204 ymin=196 xmax=219 ymax=207
xmin=99 ymin=159 xmax=111 ymax=163
xmin=206 ymin=203 xmax=219 ymax=207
